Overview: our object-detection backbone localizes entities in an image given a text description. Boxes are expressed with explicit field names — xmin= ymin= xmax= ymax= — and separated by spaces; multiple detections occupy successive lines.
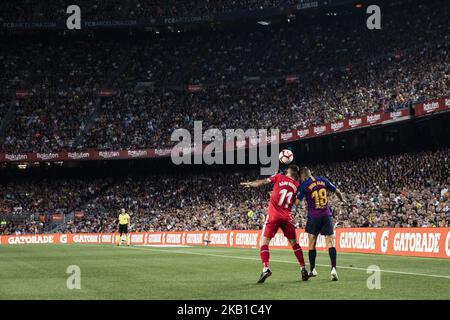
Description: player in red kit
xmin=241 ymin=165 xmax=309 ymax=283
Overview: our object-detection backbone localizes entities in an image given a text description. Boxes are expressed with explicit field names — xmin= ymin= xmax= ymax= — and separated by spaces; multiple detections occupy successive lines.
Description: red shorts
xmin=262 ymin=216 xmax=297 ymax=240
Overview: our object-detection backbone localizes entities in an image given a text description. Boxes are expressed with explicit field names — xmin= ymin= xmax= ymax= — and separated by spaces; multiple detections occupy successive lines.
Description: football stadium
xmin=0 ymin=0 xmax=449 ymax=306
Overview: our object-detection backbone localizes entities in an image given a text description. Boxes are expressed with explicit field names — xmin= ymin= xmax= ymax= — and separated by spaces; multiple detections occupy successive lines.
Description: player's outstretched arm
xmin=335 ymin=188 xmax=345 ymax=203
xmin=240 ymin=179 xmax=270 ymax=188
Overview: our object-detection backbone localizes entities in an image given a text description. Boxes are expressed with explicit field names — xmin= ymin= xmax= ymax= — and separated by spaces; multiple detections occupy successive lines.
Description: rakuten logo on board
xmin=389 ymin=110 xmax=402 ymax=119
xmin=98 ymin=151 xmax=120 ymax=159
xmin=423 ymin=101 xmax=439 ymax=113
xmin=281 ymin=132 xmax=293 ymax=141
xmin=330 ymin=121 xmax=344 ymax=132
xmin=5 ymin=154 xmax=27 ymax=161
xmin=128 ymin=150 xmax=148 ymax=158
xmin=154 ymin=149 xmax=171 ymax=156
xmin=36 ymin=153 xmax=59 ymax=160
xmin=366 ymin=113 xmax=381 ymax=124
xmin=297 ymin=128 xmax=310 ymax=138
xmin=68 ymin=152 xmax=90 ymax=160
xmin=348 ymin=118 xmax=362 ymax=128
xmin=313 ymin=125 xmax=326 ymax=135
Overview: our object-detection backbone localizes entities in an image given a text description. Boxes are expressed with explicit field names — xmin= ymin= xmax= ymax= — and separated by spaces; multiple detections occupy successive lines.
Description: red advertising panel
xmin=52 ymin=214 xmax=63 ymax=222
xmin=285 ymin=75 xmax=299 ymax=83
xmin=384 ymin=108 xmax=410 ymax=121
xmin=312 ymin=123 xmax=329 ymax=136
xmin=188 ymin=84 xmax=202 ymax=92
xmin=329 ymin=120 xmax=346 ymax=133
xmin=1 ymin=228 xmax=448 ymax=259
xmin=98 ymin=89 xmax=114 ymax=97
xmin=296 ymin=128 xmax=312 ymax=139
xmin=15 ymin=90 xmax=31 ymax=99
xmin=365 ymin=112 xmax=384 ymax=125
xmin=415 ymin=97 xmax=450 ymax=116
xmin=346 ymin=116 xmax=364 ymax=129
xmin=280 ymin=131 xmax=296 ymax=142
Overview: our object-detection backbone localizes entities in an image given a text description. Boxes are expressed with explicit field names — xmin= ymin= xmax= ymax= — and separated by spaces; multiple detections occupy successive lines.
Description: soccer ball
xmin=279 ymin=149 xmax=294 ymax=165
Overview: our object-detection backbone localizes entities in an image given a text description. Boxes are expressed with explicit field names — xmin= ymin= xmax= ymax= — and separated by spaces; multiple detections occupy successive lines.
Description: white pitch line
xmin=117 ymin=245 xmax=450 ymax=280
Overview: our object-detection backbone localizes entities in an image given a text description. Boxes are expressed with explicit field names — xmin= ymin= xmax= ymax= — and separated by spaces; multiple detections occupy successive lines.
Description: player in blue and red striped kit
xmin=297 ymin=167 xmax=345 ymax=281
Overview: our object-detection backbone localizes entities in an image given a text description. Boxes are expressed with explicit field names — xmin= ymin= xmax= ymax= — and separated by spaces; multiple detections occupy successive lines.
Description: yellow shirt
xmin=118 ymin=213 xmax=131 ymax=225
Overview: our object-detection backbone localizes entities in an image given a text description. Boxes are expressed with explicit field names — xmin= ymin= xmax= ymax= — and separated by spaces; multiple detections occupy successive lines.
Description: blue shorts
xmin=305 ymin=216 xmax=334 ymax=236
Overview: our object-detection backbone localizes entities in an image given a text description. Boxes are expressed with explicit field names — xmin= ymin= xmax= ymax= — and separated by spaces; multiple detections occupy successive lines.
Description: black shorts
xmin=119 ymin=224 xmax=128 ymax=234
xmin=305 ymin=216 xmax=334 ymax=236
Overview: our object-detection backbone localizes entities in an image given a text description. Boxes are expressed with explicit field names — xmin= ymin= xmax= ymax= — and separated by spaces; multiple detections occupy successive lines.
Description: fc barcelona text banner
xmin=1 ymin=228 xmax=449 ymax=259
xmin=0 ymin=0 xmax=338 ymax=31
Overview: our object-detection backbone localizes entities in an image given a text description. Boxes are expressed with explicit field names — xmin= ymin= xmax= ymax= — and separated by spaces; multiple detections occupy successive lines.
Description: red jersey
xmin=266 ymin=173 xmax=299 ymax=221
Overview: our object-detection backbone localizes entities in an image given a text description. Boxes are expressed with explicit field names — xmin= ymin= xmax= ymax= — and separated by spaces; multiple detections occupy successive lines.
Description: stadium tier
xmin=0 ymin=0 xmax=448 ymax=154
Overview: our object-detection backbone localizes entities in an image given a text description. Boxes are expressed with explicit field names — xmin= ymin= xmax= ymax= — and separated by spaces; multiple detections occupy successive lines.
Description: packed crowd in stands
xmin=1 ymin=149 xmax=448 ymax=234
xmin=0 ymin=0 xmax=297 ymax=21
xmin=123 ymin=0 xmax=446 ymax=85
xmin=0 ymin=0 xmax=448 ymax=152
xmin=0 ymin=177 xmax=112 ymax=234
xmin=2 ymin=91 xmax=98 ymax=153
xmin=0 ymin=93 xmax=12 ymax=123
xmin=0 ymin=0 xmax=448 ymax=234
xmin=129 ymin=0 xmax=298 ymax=18
xmin=84 ymin=43 xmax=448 ymax=150
xmin=0 ymin=39 xmax=127 ymax=91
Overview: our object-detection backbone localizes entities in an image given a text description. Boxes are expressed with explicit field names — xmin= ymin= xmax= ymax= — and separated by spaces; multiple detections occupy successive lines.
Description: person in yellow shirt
xmin=117 ymin=208 xmax=131 ymax=246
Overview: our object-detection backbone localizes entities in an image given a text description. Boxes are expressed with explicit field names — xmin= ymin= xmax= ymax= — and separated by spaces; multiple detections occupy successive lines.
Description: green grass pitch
xmin=0 ymin=244 xmax=449 ymax=300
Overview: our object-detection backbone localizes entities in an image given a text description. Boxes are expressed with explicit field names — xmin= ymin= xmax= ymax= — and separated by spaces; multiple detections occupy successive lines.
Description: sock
xmin=329 ymin=247 xmax=337 ymax=269
xmin=126 ymin=234 xmax=130 ymax=245
xmin=292 ymin=244 xmax=305 ymax=268
xmin=116 ymin=235 xmax=121 ymax=244
xmin=260 ymin=244 xmax=270 ymax=270
xmin=308 ymin=249 xmax=317 ymax=271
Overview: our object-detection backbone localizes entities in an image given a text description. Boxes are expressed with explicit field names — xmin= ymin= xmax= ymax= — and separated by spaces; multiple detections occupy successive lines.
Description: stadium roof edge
xmin=0 ymin=0 xmax=409 ymax=33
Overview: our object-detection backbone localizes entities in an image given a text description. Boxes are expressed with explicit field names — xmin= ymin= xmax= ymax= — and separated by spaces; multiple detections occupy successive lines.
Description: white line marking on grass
xmin=180 ymin=247 xmax=450 ymax=261
xmin=118 ymin=245 xmax=450 ymax=280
